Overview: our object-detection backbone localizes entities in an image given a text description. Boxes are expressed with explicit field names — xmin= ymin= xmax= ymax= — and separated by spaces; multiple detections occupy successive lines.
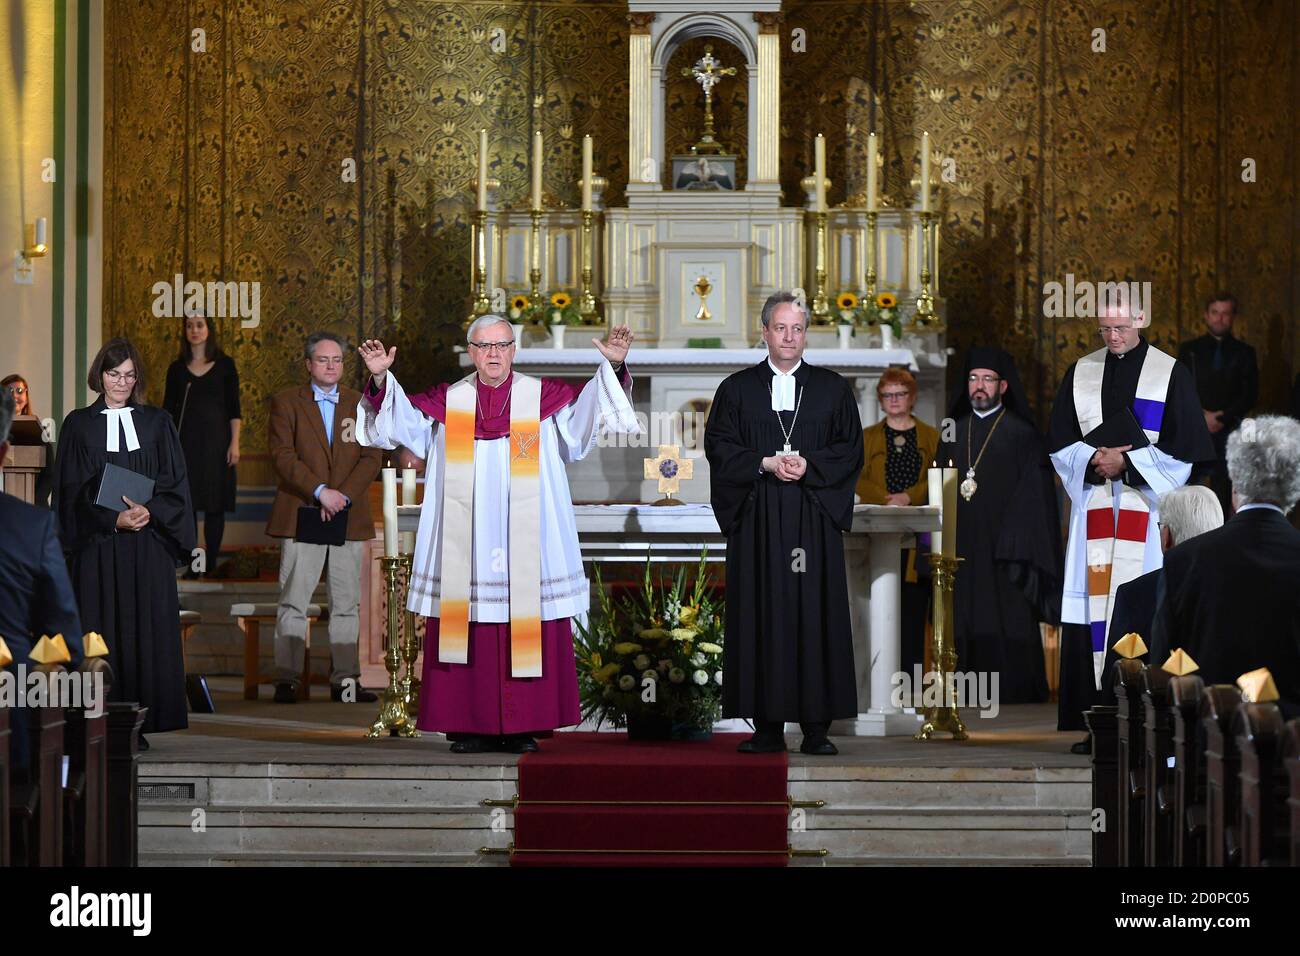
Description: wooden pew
xmin=106 ymin=703 xmax=146 ymax=867
xmin=62 ymin=658 xmax=111 ymax=866
xmin=12 ymin=666 xmax=67 ymax=866
xmin=0 ymin=702 xmax=9 ymax=866
xmin=1201 ymin=685 xmax=1243 ymax=867
xmin=1285 ymin=720 xmax=1300 ymax=866
xmin=1085 ymin=704 xmax=1119 ymax=867
xmin=1142 ymin=665 xmax=1176 ymax=866
xmin=1169 ymin=675 xmax=1207 ymax=866
xmin=1234 ymin=703 xmax=1288 ymax=867
xmin=1114 ymin=659 xmax=1147 ymax=867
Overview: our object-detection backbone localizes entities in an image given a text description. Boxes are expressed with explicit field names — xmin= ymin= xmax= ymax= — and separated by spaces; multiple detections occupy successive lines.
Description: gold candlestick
xmin=913 ymin=210 xmax=937 ymax=326
xmin=466 ymin=208 xmax=492 ymax=327
xmin=579 ymin=209 xmax=599 ymax=318
xmin=915 ymin=554 xmax=968 ymax=741
xmin=811 ymin=210 xmax=831 ymax=321
xmin=864 ymin=210 xmax=879 ymax=299
xmin=399 ymin=552 xmax=422 ymax=720
xmin=529 ymin=208 xmax=543 ymax=304
xmin=367 ymin=556 xmax=419 ymax=738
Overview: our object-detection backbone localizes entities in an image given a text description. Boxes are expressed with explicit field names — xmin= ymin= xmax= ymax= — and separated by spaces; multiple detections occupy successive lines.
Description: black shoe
xmin=273 ymin=681 xmax=298 ymax=704
xmin=331 ymin=683 xmax=379 ymax=703
xmin=1070 ymin=734 xmax=1093 ymax=756
xmin=449 ymin=735 xmax=489 ymax=754
xmin=501 ymin=734 xmax=539 ymax=754
xmin=137 ymin=733 xmax=149 ymax=752
xmin=799 ymin=736 xmax=838 ymax=756
xmin=737 ymin=733 xmax=786 ymax=754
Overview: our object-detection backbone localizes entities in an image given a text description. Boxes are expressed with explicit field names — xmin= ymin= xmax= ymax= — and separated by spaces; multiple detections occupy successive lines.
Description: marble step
xmin=792 ymin=854 xmax=1092 ymax=867
xmin=141 ymin=849 xmax=508 ymax=867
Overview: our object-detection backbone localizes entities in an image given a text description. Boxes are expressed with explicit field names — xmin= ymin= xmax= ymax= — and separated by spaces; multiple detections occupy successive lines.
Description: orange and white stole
xmin=438 ymin=372 xmax=544 ymax=678
xmin=1073 ymin=346 xmax=1174 ymax=687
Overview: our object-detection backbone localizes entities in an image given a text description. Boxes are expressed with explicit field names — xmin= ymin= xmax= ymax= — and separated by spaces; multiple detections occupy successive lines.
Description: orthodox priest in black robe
xmin=1048 ymin=317 xmax=1214 ymax=740
xmin=936 ymin=348 xmax=1062 ymax=705
xmin=55 ymin=338 xmax=195 ymax=741
xmin=705 ymin=293 xmax=863 ymax=756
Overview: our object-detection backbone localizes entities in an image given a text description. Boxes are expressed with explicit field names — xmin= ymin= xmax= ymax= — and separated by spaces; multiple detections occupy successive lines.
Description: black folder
xmin=295 ymin=505 xmax=349 ymax=546
xmin=94 ymin=462 xmax=156 ymax=512
xmin=1083 ymin=407 xmax=1151 ymax=450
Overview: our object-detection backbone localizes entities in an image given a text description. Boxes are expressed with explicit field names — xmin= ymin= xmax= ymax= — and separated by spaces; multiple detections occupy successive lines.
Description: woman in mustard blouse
xmin=856 ymin=368 xmax=939 ymax=677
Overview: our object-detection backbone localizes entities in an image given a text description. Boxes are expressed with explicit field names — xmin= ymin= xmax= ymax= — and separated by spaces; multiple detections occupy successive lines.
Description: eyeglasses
xmin=104 ymin=370 xmax=138 ymax=383
xmin=311 ymin=356 xmax=345 ymax=367
xmin=968 ymin=374 xmax=1000 ymax=384
xmin=1097 ymin=326 xmax=1134 ymax=338
xmin=469 ymin=340 xmax=514 ymax=353
xmin=6 ymin=386 xmax=26 ymax=396
xmin=880 ymin=391 xmax=911 ymax=401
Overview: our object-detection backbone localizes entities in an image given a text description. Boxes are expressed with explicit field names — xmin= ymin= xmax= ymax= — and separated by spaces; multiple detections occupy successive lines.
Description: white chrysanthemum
xmin=714 ymin=671 xmax=723 ymax=685
xmin=692 ymin=669 xmax=709 ymax=686
xmin=618 ymin=674 xmax=636 ymax=691
xmin=690 ymin=652 xmax=707 ymax=667
xmin=641 ymin=669 xmax=658 ymax=681
xmin=634 ymin=654 xmax=651 ymax=671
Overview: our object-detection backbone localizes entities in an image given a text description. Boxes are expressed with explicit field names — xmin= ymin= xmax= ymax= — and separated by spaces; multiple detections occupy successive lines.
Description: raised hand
xmin=359 ymin=339 xmax=397 ymax=380
xmin=593 ymin=324 xmax=634 ymax=365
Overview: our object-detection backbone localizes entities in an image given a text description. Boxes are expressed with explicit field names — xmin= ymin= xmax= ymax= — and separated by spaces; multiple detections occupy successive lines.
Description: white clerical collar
xmin=101 ymin=405 xmax=141 ymax=452
xmin=973 ymin=403 xmax=1003 ymax=419
xmin=768 ymin=359 xmax=801 ymax=411
xmin=1237 ymin=502 xmax=1285 ymax=516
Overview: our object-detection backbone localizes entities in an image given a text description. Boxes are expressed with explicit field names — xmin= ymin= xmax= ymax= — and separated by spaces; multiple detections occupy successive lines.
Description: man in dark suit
xmin=1151 ymin=415 xmax=1300 ymax=718
xmin=0 ymin=389 xmax=85 ymax=769
xmin=1178 ymin=291 xmax=1258 ymax=514
xmin=1099 ymin=485 xmax=1224 ymax=704
xmin=267 ymin=332 xmax=382 ymax=703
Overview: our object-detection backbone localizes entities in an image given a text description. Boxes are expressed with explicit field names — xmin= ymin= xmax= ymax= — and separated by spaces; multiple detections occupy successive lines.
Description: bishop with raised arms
xmin=357 ymin=318 xmax=640 ymax=754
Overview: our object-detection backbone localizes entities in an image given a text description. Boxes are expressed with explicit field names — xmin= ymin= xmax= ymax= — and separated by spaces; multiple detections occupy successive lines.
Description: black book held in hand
xmin=295 ymin=505 xmax=349 ymax=546
xmin=94 ymin=462 xmax=156 ymax=512
xmin=1083 ymin=407 xmax=1151 ymax=450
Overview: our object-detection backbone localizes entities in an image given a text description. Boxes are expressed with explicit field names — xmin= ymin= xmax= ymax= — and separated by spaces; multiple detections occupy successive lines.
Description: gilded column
xmin=627 ymin=13 xmax=655 ymax=188
xmin=754 ymin=13 xmax=782 ymax=183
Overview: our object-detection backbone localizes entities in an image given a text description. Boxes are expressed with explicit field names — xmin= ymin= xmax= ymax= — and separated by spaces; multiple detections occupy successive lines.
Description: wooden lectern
xmin=2 ymin=444 xmax=45 ymax=505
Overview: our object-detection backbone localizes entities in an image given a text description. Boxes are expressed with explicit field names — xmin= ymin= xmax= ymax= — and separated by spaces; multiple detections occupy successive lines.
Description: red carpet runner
xmin=511 ymin=732 xmax=789 ymax=866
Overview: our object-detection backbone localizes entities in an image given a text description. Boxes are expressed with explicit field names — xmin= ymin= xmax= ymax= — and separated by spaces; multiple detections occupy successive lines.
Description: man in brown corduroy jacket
xmin=266 ymin=331 xmax=381 ymax=703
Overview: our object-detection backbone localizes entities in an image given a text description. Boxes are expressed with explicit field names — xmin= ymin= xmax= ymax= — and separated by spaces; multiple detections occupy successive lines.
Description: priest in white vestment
xmin=357 ymin=317 xmax=639 ymax=753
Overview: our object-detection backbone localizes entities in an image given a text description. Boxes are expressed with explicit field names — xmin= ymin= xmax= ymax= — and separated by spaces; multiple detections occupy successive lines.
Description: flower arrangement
xmin=574 ymin=552 xmax=725 ymax=736
xmin=546 ymin=290 xmax=587 ymax=326
xmin=834 ymin=290 xmax=903 ymax=337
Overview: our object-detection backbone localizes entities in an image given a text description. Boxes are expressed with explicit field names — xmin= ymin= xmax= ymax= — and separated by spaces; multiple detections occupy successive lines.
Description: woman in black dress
xmin=163 ymin=312 xmax=241 ymax=574
xmin=54 ymin=338 xmax=195 ymax=746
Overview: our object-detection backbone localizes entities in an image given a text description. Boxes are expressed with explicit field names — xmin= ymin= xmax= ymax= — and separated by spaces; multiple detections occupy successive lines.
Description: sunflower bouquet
xmin=836 ymin=290 xmax=903 ymax=337
xmin=573 ymin=552 xmax=726 ymax=736
xmin=544 ymin=290 xmax=586 ymax=326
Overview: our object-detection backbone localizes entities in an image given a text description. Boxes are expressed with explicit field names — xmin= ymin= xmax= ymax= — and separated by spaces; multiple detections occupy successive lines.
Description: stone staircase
xmin=139 ymin=759 xmax=1090 ymax=866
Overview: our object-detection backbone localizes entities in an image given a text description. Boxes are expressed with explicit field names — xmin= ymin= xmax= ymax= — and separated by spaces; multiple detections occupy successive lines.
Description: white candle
xmin=865 ymin=133 xmax=878 ymax=213
xmin=34 ymin=217 xmax=47 ymax=248
xmin=477 ymin=128 xmax=488 ymax=211
xmin=942 ymin=461 xmax=957 ymax=559
xmin=814 ymin=133 xmax=827 ymax=212
xmin=581 ymin=135 xmax=593 ymax=211
xmin=920 ymin=131 xmax=931 ymax=212
xmin=532 ymin=131 xmax=543 ymax=210
xmin=401 ymin=467 xmax=417 ymax=506
xmin=927 ymin=465 xmax=942 ymax=555
xmin=382 ymin=467 xmax=398 ymax=558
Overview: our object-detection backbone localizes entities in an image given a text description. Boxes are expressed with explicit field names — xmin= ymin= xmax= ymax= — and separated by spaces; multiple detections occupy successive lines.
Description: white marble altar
xmin=396 ymin=502 xmax=940 ymax=736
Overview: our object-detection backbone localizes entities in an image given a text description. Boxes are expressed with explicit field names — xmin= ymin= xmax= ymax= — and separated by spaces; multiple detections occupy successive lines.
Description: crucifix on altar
xmin=671 ymin=44 xmax=739 ymax=191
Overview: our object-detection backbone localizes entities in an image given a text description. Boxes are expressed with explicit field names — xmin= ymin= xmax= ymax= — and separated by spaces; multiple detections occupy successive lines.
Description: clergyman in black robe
xmin=54 ymin=339 xmax=196 ymax=740
xmin=935 ymin=347 xmax=1062 ymax=705
xmin=1048 ymin=323 xmax=1214 ymax=736
xmin=705 ymin=293 xmax=863 ymax=755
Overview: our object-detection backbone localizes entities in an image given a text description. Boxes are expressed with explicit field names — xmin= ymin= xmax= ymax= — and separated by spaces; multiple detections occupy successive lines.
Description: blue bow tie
xmin=313 ymin=388 xmax=338 ymax=405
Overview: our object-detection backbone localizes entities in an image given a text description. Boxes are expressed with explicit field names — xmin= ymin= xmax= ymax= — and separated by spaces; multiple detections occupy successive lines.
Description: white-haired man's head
xmin=1157 ymin=484 xmax=1224 ymax=552
xmin=466 ymin=313 xmax=515 ymax=387
xmin=1227 ymin=415 xmax=1300 ymax=513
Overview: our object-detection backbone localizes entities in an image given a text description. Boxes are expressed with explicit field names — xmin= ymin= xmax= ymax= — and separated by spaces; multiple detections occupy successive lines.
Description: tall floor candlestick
xmin=914 ymin=554 xmax=968 ymax=741
xmin=367 ymin=555 xmax=419 ymax=738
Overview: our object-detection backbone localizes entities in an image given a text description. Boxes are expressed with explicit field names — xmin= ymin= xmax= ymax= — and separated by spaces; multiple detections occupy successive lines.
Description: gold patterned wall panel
xmin=105 ymin=0 xmax=1296 ymax=454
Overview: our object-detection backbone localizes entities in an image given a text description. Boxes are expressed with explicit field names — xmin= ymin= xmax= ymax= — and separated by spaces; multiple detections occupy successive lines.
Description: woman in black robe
xmin=54 ymin=338 xmax=195 ymax=745
xmin=162 ymin=312 xmax=241 ymax=574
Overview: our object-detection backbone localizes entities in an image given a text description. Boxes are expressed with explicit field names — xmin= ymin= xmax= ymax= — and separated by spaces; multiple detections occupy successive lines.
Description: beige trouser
xmin=274 ymin=538 xmax=364 ymax=686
